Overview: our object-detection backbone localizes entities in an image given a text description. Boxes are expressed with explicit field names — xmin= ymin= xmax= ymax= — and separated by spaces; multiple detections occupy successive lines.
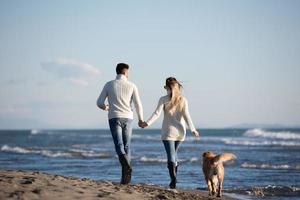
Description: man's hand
xmin=100 ymin=104 xmax=109 ymax=111
xmin=138 ymin=120 xmax=148 ymax=128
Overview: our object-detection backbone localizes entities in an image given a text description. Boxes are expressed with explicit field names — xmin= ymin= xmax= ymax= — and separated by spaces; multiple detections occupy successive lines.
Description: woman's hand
xmin=141 ymin=122 xmax=148 ymax=128
xmin=138 ymin=120 xmax=148 ymax=128
xmin=193 ymin=130 xmax=200 ymax=138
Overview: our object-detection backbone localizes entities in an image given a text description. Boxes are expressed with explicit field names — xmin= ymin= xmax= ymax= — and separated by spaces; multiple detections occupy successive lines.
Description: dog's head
xmin=202 ymin=151 xmax=215 ymax=158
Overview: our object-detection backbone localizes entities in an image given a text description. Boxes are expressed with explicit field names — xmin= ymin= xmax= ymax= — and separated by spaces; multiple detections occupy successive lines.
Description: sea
xmin=0 ymin=128 xmax=299 ymax=200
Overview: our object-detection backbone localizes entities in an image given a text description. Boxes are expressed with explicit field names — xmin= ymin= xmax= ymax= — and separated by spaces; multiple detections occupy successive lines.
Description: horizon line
xmin=1 ymin=126 xmax=300 ymax=131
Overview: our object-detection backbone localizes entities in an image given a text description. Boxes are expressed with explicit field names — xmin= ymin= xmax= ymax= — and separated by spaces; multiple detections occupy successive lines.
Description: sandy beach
xmin=0 ymin=169 xmax=236 ymax=200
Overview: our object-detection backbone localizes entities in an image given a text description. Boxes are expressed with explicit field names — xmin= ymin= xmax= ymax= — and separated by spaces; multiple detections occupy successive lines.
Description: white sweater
xmin=146 ymin=95 xmax=196 ymax=141
xmin=97 ymin=74 xmax=143 ymax=120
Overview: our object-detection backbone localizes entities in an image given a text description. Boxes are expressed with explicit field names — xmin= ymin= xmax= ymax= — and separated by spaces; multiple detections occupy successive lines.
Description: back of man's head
xmin=116 ymin=63 xmax=129 ymax=74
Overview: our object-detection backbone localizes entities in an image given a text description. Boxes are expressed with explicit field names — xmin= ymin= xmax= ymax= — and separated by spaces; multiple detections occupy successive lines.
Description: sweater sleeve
xmin=182 ymin=98 xmax=196 ymax=132
xmin=146 ymin=97 xmax=164 ymax=126
xmin=132 ymin=84 xmax=144 ymax=121
xmin=96 ymin=83 xmax=108 ymax=108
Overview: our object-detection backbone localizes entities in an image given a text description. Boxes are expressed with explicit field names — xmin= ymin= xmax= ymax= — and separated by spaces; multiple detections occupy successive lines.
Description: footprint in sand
xmin=32 ymin=188 xmax=42 ymax=194
xmin=97 ymin=190 xmax=111 ymax=197
xmin=20 ymin=177 xmax=35 ymax=184
xmin=9 ymin=190 xmax=25 ymax=198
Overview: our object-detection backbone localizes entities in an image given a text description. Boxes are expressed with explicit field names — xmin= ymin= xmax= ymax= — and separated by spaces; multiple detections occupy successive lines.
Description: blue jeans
xmin=162 ymin=140 xmax=182 ymax=165
xmin=108 ymin=118 xmax=133 ymax=162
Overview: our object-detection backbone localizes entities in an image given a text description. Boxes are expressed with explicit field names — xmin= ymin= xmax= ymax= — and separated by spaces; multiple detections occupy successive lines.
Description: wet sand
xmin=0 ymin=169 xmax=235 ymax=200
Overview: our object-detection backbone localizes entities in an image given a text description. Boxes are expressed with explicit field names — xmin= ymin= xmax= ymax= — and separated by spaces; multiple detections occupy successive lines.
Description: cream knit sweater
xmin=146 ymin=95 xmax=196 ymax=141
xmin=97 ymin=74 xmax=143 ymax=120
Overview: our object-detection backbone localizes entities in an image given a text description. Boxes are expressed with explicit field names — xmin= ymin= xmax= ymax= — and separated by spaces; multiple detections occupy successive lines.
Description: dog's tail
xmin=214 ymin=153 xmax=237 ymax=164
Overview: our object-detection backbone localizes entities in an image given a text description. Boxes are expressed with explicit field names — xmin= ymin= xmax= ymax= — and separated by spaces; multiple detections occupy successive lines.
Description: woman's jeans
xmin=109 ymin=118 xmax=133 ymax=162
xmin=162 ymin=140 xmax=182 ymax=165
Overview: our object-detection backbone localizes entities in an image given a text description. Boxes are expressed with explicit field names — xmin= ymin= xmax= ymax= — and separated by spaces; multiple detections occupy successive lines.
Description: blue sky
xmin=0 ymin=0 xmax=299 ymax=129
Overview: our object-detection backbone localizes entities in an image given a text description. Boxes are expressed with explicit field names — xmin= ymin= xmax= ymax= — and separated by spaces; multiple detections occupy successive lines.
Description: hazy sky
xmin=0 ymin=0 xmax=299 ymax=129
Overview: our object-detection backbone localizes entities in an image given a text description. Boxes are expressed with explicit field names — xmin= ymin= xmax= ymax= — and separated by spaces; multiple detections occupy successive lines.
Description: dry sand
xmin=0 ymin=169 xmax=235 ymax=200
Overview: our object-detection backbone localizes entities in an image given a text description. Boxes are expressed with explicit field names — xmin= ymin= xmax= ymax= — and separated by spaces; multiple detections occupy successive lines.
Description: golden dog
xmin=202 ymin=152 xmax=236 ymax=197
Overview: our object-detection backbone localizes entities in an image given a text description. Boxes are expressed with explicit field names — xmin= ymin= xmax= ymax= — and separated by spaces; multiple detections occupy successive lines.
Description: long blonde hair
xmin=165 ymin=77 xmax=185 ymax=113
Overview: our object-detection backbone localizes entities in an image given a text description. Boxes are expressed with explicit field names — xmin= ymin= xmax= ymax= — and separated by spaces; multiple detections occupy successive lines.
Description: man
xmin=97 ymin=63 xmax=144 ymax=184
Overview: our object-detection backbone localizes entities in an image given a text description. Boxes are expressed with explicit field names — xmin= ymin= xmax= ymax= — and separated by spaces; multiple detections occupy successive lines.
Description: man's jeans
xmin=162 ymin=140 xmax=182 ymax=165
xmin=108 ymin=118 xmax=133 ymax=162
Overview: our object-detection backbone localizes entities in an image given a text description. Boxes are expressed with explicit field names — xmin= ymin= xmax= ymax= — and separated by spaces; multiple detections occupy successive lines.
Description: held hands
xmin=138 ymin=120 xmax=148 ymax=128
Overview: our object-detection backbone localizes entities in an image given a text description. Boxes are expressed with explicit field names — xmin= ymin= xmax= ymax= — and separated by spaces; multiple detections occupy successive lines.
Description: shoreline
xmin=0 ymin=169 xmax=236 ymax=200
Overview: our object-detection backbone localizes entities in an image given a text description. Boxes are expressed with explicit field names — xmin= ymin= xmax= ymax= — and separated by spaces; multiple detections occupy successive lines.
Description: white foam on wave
xmin=0 ymin=145 xmax=111 ymax=158
xmin=244 ymin=128 xmax=300 ymax=140
xmin=226 ymin=185 xmax=300 ymax=197
xmin=139 ymin=156 xmax=199 ymax=163
xmin=186 ymin=129 xmax=300 ymax=146
xmin=220 ymin=129 xmax=300 ymax=146
xmin=41 ymin=150 xmax=72 ymax=158
xmin=1 ymin=145 xmax=74 ymax=157
xmin=1 ymin=145 xmax=33 ymax=154
xmin=140 ymin=156 xmax=167 ymax=163
xmin=222 ymin=138 xmax=300 ymax=146
xmin=69 ymin=149 xmax=111 ymax=158
xmin=241 ymin=162 xmax=300 ymax=170
xmin=189 ymin=157 xmax=199 ymax=162
xmin=30 ymin=129 xmax=42 ymax=135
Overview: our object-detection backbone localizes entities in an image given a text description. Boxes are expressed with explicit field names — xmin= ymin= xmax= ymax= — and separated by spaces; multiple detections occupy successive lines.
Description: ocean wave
xmin=69 ymin=149 xmax=111 ymax=158
xmin=222 ymin=138 xmax=300 ymax=146
xmin=226 ymin=185 xmax=300 ymax=197
xmin=30 ymin=129 xmax=43 ymax=135
xmin=1 ymin=145 xmax=33 ymax=154
xmin=133 ymin=133 xmax=300 ymax=146
xmin=241 ymin=162 xmax=300 ymax=170
xmin=139 ymin=156 xmax=167 ymax=163
xmin=132 ymin=134 xmax=159 ymax=140
xmin=1 ymin=145 xmax=70 ymax=157
xmin=0 ymin=145 xmax=112 ymax=158
xmin=244 ymin=128 xmax=300 ymax=140
xmin=139 ymin=156 xmax=199 ymax=163
xmin=189 ymin=157 xmax=199 ymax=162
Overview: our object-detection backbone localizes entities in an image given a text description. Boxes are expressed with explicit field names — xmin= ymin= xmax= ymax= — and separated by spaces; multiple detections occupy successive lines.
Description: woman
xmin=140 ymin=77 xmax=200 ymax=189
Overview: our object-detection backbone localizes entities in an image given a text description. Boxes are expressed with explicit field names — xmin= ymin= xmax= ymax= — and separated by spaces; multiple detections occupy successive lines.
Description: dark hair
xmin=116 ymin=63 xmax=129 ymax=74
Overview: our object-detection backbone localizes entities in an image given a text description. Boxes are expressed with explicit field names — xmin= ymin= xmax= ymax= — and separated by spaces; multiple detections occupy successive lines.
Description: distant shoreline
xmin=0 ymin=169 xmax=236 ymax=200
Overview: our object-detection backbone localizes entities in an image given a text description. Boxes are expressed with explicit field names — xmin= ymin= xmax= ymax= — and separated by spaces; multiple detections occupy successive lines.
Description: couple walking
xmin=97 ymin=63 xmax=199 ymax=189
